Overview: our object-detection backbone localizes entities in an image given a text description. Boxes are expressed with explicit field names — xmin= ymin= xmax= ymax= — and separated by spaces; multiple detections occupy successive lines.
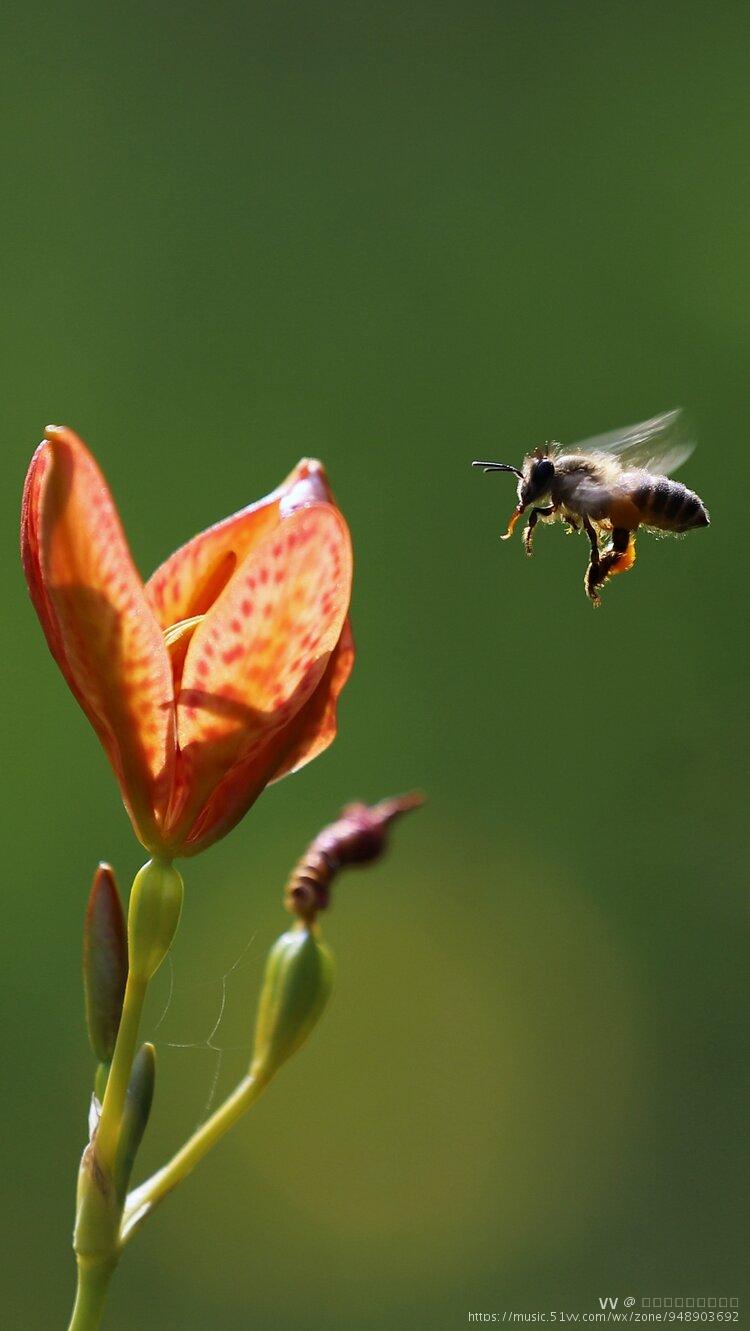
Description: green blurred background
xmin=2 ymin=1 xmax=747 ymax=1326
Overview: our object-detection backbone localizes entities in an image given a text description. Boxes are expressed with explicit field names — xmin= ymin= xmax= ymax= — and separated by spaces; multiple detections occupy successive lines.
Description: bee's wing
xmin=566 ymin=407 xmax=695 ymax=475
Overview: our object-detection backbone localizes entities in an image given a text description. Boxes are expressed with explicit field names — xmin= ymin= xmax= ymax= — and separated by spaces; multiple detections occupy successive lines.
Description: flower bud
xmin=285 ymin=791 xmax=424 ymax=922
xmin=127 ymin=859 xmax=184 ymax=982
xmin=250 ymin=925 xmax=334 ymax=1083
xmin=83 ymin=864 xmax=128 ymax=1063
xmin=113 ymin=1043 xmax=156 ymax=1202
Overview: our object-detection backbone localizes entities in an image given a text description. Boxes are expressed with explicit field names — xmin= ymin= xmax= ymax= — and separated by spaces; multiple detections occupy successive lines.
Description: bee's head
xmin=520 ymin=452 xmax=555 ymax=506
xmin=472 ymin=446 xmax=556 ymax=539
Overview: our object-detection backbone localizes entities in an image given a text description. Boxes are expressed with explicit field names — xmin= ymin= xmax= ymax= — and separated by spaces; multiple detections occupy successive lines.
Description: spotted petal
xmin=145 ymin=459 xmax=336 ymax=630
xmin=181 ymin=620 xmax=355 ymax=853
xmin=21 ymin=427 xmax=175 ymax=848
xmin=164 ymin=503 xmax=352 ymax=848
xmin=270 ymin=618 xmax=355 ymax=783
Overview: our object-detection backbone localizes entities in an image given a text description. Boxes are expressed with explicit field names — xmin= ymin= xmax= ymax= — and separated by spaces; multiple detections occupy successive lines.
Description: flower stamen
xmin=163 ymin=616 xmax=205 ymax=687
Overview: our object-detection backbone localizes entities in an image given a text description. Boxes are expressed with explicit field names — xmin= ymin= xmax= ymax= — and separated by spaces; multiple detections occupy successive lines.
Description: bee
xmin=472 ymin=408 xmax=709 ymax=605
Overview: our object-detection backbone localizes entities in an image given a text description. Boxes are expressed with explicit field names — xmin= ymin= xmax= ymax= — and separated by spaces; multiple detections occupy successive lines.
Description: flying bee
xmin=472 ymin=408 xmax=709 ymax=605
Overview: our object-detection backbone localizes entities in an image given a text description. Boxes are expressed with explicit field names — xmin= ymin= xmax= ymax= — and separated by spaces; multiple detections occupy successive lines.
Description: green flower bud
xmin=113 ymin=1043 xmax=156 ymax=1202
xmin=250 ymin=924 xmax=334 ymax=1083
xmin=127 ymin=859 xmax=183 ymax=982
xmin=83 ymin=864 xmax=127 ymax=1063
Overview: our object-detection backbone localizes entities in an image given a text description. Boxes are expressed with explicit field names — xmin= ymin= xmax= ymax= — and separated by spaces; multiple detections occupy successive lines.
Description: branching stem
xmin=121 ymin=1071 xmax=269 ymax=1243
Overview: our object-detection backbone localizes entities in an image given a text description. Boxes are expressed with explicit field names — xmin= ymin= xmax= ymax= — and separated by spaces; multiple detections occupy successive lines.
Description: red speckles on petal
xmin=22 ymin=428 xmax=175 ymax=847
xmin=172 ymin=504 xmax=352 ymax=828
xmin=25 ymin=440 xmax=351 ymax=859
xmin=143 ymin=472 xmax=305 ymax=632
xmin=221 ymin=644 xmax=244 ymax=666
xmin=270 ymin=618 xmax=355 ymax=787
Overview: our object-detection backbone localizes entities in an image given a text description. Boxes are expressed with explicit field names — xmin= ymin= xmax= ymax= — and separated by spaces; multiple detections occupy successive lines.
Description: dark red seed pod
xmin=83 ymin=863 xmax=128 ymax=1063
xmin=284 ymin=792 xmax=424 ymax=922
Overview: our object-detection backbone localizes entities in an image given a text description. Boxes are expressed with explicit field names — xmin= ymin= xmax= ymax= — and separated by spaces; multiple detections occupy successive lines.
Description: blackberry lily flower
xmin=22 ymin=427 xmax=354 ymax=857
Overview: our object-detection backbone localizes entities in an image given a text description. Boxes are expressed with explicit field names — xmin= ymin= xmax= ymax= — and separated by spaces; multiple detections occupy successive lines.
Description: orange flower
xmin=22 ymin=426 xmax=354 ymax=857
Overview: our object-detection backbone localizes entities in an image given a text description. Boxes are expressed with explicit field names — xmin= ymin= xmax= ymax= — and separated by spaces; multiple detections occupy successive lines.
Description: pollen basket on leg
xmin=176 ymin=504 xmax=352 ymax=756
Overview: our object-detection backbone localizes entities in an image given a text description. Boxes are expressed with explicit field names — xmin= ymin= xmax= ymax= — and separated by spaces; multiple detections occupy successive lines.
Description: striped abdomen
xmin=631 ymin=476 xmax=709 ymax=532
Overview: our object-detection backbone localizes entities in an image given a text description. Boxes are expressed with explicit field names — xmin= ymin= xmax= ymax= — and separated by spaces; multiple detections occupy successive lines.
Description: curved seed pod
xmin=83 ymin=864 xmax=128 ymax=1062
xmin=284 ymin=792 xmax=424 ymax=922
xmin=250 ymin=925 xmax=334 ymax=1083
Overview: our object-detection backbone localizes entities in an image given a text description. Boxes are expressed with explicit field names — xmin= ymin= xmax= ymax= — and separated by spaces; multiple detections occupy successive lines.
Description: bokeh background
xmin=2 ymin=2 xmax=748 ymax=1327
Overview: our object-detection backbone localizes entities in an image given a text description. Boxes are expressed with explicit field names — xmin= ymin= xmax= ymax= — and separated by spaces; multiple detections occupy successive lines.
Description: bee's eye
xmin=534 ymin=459 xmax=554 ymax=487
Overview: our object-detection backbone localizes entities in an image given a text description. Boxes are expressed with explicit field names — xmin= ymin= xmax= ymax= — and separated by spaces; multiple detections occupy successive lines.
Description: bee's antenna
xmin=472 ymin=460 xmax=524 ymax=478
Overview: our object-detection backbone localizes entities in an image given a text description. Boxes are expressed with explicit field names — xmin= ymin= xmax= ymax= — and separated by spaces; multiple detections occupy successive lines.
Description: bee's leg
xmin=582 ymin=516 xmax=602 ymax=602
xmin=522 ymin=505 xmax=556 ymax=557
xmin=582 ymin=515 xmax=600 ymax=564
xmin=585 ymin=527 xmax=637 ymax=605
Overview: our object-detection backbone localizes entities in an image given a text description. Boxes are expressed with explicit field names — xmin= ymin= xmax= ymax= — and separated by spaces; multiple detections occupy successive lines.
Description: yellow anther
xmin=163 ymin=615 xmax=204 ymax=652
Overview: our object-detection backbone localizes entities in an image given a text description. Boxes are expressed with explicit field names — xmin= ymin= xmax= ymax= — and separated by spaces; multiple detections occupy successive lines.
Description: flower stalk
xmin=69 ymin=861 xmax=184 ymax=1331
xmin=121 ymin=1073 xmax=268 ymax=1242
xmin=121 ymin=922 xmax=333 ymax=1242
xmin=67 ymin=1256 xmax=117 ymax=1331
xmin=66 ymin=792 xmax=421 ymax=1326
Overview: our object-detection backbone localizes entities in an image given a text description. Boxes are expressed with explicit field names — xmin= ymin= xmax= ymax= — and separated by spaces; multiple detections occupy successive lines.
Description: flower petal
xmin=144 ymin=459 xmax=336 ymax=630
xmin=269 ymin=617 xmax=355 ymax=783
xmin=21 ymin=427 xmax=175 ymax=847
xmin=181 ymin=621 xmax=354 ymax=854
xmin=164 ymin=503 xmax=352 ymax=847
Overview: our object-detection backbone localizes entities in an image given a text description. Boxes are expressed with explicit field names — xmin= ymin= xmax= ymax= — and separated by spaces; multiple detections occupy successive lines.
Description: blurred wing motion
xmin=564 ymin=407 xmax=695 ymax=476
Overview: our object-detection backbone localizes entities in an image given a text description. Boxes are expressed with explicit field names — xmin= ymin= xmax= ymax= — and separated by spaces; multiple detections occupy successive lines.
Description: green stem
xmin=94 ymin=972 xmax=147 ymax=1168
xmin=68 ymin=857 xmax=181 ymax=1330
xmin=121 ymin=1071 xmax=269 ymax=1242
xmin=67 ymin=1258 xmax=117 ymax=1331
